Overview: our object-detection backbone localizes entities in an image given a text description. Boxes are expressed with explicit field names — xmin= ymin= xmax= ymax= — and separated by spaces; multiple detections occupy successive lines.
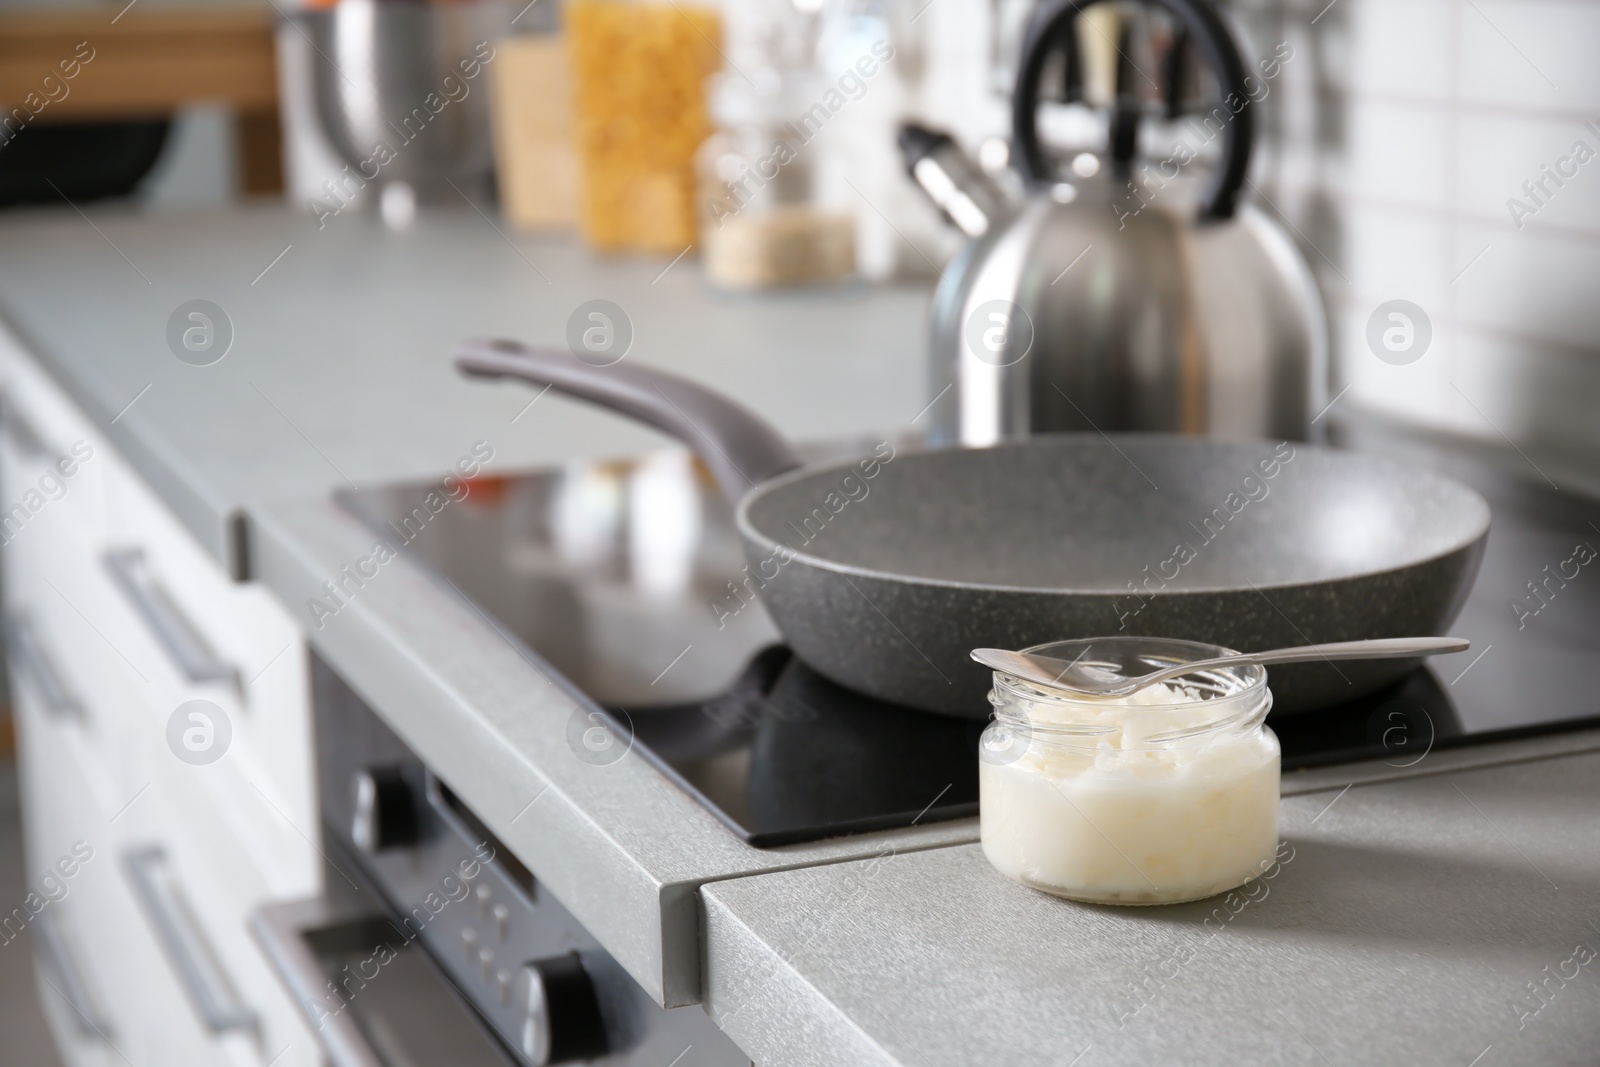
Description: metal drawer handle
xmin=251 ymin=899 xmax=392 ymax=1067
xmin=4 ymin=613 xmax=82 ymax=718
xmin=122 ymin=847 xmax=257 ymax=1034
xmin=104 ymin=549 xmax=239 ymax=690
xmin=32 ymin=912 xmax=114 ymax=1040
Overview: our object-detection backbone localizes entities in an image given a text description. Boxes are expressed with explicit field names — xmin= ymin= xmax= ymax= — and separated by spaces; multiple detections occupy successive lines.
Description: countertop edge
xmin=0 ymin=307 xmax=242 ymax=574
xmin=1279 ymin=724 xmax=1600 ymax=795
xmin=701 ymin=890 xmax=903 ymax=1067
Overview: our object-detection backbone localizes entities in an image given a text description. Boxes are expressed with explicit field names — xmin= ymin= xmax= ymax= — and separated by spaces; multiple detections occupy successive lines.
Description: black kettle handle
xmin=1010 ymin=0 xmax=1253 ymax=220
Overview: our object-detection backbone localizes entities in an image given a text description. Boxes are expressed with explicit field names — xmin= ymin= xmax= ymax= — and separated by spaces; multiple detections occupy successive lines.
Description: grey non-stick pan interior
xmin=456 ymin=340 xmax=1490 ymax=717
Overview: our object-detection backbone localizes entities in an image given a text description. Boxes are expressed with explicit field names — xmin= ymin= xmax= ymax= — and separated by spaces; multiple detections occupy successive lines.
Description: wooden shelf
xmin=0 ymin=4 xmax=282 ymax=192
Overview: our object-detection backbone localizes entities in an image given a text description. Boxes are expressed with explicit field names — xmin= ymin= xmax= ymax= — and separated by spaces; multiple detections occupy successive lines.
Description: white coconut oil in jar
xmin=979 ymin=637 xmax=1280 ymax=905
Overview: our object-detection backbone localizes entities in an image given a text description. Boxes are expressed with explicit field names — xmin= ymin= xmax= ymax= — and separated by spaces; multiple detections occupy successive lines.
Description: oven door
xmin=298 ymin=653 xmax=753 ymax=1067
xmin=252 ymin=887 xmax=518 ymax=1067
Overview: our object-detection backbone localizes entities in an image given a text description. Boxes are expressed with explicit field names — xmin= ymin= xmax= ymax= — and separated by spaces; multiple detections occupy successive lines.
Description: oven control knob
xmin=351 ymin=767 xmax=418 ymax=853
xmin=520 ymin=953 xmax=608 ymax=1065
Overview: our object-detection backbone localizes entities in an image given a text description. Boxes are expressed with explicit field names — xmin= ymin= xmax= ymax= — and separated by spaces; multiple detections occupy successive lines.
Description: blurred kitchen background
xmin=0 ymin=0 xmax=1595 ymax=460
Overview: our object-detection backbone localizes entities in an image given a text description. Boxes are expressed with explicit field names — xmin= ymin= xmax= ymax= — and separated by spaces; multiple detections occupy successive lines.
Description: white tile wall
xmin=1459 ymin=1 xmax=1600 ymax=113
xmin=1455 ymin=113 xmax=1600 ymax=232
xmin=1332 ymin=297 xmax=1458 ymax=425
xmin=1339 ymin=202 xmax=1453 ymax=308
xmin=1332 ymin=98 xmax=1453 ymax=208
xmin=1453 ymin=222 xmax=1598 ymax=346
xmin=1344 ymin=0 xmax=1459 ymax=100
xmin=1454 ymin=328 xmax=1600 ymax=446
xmin=1239 ymin=0 xmax=1600 ymax=457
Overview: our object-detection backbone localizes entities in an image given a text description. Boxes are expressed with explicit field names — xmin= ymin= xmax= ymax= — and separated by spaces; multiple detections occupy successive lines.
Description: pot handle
xmin=1011 ymin=0 xmax=1253 ymax=220
xmin=454 ymin=339 xmax=805 ymax=503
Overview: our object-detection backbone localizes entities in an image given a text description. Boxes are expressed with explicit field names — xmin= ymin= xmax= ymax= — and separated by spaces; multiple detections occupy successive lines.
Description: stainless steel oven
xmin=250 ymin=654 xmax=750 ymax=1067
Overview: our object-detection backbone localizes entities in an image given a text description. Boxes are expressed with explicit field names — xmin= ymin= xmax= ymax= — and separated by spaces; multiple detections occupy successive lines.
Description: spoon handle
xmin=1216 ymin=636 xmax=1470 ymax=668
xmin=1143 ymin=636 xmax=1471 ymax=688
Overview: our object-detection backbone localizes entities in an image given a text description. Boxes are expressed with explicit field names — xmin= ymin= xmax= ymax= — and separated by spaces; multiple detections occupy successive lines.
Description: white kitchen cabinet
xmin=10 ymin=515 xmax=150 ymax=795
xmin=10 ymin=633 xmax=219 ymax=1067
xmin=103 ymin=433 xmax=319 ymax=873
xmin=0 ymin=340 xmax=107 ymax=557
xmin=114 ymin=727 xmax=326 ymax=1067
xmin=1 ymin=331 xmax=321 ymax=1066
xmin=18 ymin=696 xmax=223 ymax=1067
xmin=14 ymin=680 xmax=139 ymax=1067
xmin=31 ymin=912 xmax=122 ymax=1067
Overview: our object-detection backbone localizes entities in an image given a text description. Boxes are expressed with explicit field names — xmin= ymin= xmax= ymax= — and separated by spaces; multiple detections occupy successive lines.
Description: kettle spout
xmin=898 ymin=123 xmax=1015 ymax=239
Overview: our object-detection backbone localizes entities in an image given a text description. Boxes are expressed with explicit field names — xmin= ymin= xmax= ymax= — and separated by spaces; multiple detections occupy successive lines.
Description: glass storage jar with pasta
xmin=979 ymin=637 xmax=1281 ymax=905
xmin=566 ymin=0 xmax=722 ymax=253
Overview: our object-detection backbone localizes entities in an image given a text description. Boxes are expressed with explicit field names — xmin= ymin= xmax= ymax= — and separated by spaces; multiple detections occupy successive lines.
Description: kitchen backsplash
xmin=908 ymin=0 xmax=1600 ymax=461
xmin=1229 ymin=0 xmax=1600 ymax=461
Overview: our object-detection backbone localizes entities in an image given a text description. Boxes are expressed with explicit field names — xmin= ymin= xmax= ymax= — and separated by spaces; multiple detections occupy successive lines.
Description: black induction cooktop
xmin=599 ymin=646 xmax=984 ymax=846
xmin=342 ymin=427 xmax=1600 ymax=847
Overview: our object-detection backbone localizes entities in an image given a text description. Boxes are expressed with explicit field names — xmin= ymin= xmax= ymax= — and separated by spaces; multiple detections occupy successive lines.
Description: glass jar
xmin=695 ymin=69 xmax=856 ymax=289
xmin=567 ymin=0 xmax=723 ymax=253
xmin=979 ymin=636 xmax=1280 ymax=905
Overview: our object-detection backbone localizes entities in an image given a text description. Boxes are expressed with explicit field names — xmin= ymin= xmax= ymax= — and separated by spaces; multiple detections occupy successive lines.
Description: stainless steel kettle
xmin=904 ymin=0 xmax=1326 ymax=447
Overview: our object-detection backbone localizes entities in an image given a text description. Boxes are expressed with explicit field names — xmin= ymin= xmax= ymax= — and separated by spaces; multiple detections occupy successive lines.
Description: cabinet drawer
xmin=12 ymin=690 xmax=146 ymax=1065
xmin=119 ymin=747 xmax=321 ymax=1067
xmin=101 ymin=445 xmax=315 ymax=839
xmin=32 ymin=908 xmax=122 ymax=1067
xmin=0 ymin=331 xmax=109 ymax=554
xmin=117 ymin=841 xmax=321 ymax=1067
xmin=74 ymin=841 xmax=252 ymax=1066
xmin=14 ymin=585 xmax=317 ymax=1067
xmin=0 ymin=389 xmax=118 ymax=769
xmin=9 ymin=631 xmax=127 ymax=843
xmin=22 ymin=699 xmax=313 ymax=1067
xmin=120 ymin=671 xmax=319 ymax=904
xmin=89 ymin=542 xmax=318 ymax=874
xmin=7 ymin=516 xmax=162 ymax=784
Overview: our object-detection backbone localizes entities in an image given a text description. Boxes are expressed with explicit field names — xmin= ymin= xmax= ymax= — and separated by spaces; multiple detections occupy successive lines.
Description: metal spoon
xmin=971 ymin=637 xmax=1471 ymax=699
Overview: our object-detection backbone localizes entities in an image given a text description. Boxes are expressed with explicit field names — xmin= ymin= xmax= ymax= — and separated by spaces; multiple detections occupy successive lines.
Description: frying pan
xmin=455 ymin=341 xmax=1490 ymax=716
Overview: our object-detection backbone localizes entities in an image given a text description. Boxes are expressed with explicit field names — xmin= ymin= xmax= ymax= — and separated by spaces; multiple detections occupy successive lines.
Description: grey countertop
xmin=0 ymin=204 xmax=932 ymax=576
xmin=703 ymin=740 xmax=1600 ymax=1066
xmin=8 ymin=205 xmax=1600 ymax=1062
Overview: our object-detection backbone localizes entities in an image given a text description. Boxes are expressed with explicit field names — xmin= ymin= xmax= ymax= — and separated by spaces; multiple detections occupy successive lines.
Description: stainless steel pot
xmin=905 ymin=0 xmax=1327 ymax=447
xmin=301 ymin=0 xmax=511 ymax=208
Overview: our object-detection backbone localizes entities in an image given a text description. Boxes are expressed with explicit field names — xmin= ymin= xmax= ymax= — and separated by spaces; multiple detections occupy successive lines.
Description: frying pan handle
xmin=454 ymin=339 xmax=805 ymax=503
xmin=1011 ymin=0 xmax=1254 ymax=219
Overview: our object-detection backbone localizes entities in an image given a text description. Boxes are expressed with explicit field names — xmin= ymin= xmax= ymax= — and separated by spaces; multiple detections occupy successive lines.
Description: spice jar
xmin=696 ymin=69 xmax=855 ymax=289
xmin=979 ymin=637 xmax=1280 ymax=905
